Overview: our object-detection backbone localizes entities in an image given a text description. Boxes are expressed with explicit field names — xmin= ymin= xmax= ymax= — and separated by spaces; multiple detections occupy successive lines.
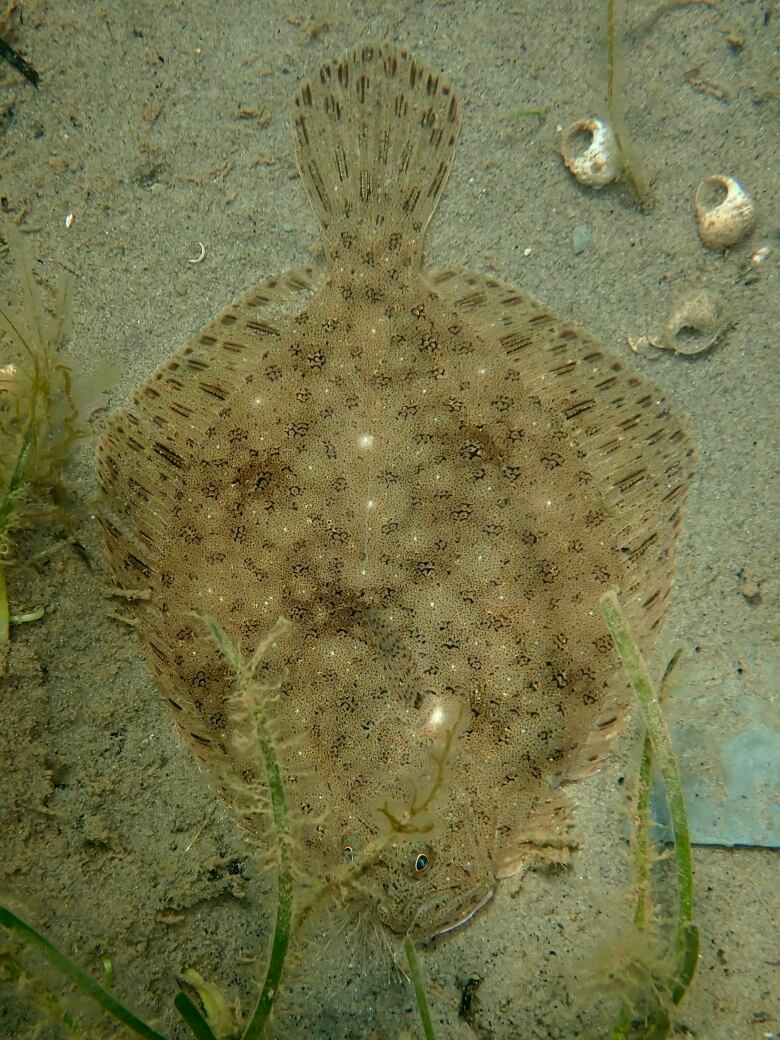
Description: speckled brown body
xmin=99 ymin=44 xmax=695 ymax=938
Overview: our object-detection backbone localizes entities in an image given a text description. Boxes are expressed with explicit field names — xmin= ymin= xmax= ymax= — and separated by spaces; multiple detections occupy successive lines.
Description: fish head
xmin=334 ymin=780 xmax=497 ymax=940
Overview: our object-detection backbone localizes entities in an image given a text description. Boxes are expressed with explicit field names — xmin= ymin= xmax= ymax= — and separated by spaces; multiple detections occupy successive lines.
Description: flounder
xmin=98 ymin=44 xmax=695 ymax=939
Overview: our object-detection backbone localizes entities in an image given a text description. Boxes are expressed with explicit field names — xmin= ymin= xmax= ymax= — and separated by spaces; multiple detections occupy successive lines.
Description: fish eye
xmin=341 ymin=832 xmax=363 ymax=865
xmin=413 ymin=851 xmax=431 ymax=874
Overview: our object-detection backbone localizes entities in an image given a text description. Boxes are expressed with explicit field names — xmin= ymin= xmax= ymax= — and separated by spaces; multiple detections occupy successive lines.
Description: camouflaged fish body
xmin=98 ymin=44 xmax=695 ymax=938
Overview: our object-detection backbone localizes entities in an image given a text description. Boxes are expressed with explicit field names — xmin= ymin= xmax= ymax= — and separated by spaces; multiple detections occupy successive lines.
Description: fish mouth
xmin=401 ymin=883 xmax=495 ymax=940
xmin=429 ymin=887 xmax=494 ymax=936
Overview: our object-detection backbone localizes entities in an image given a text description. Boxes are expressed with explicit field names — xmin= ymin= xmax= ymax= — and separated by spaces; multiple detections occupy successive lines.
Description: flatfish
xmin=98 ymin=43 xmax=695 ymax=939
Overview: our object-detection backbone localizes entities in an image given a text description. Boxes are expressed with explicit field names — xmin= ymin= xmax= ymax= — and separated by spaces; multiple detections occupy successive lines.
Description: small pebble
xmin=572 ymin=224 xmax=591 ymax=255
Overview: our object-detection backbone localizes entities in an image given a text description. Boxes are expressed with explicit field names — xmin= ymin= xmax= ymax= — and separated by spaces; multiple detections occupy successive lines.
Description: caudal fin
xmin=292 ymin=43 xmax=461 ymax=261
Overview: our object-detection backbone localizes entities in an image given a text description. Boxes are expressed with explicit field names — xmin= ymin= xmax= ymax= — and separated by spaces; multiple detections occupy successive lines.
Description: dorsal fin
xmin=425 ymin=266 xmax=697 ymax=658
xmin=97 ymin=268 xmax=321 ymax=576
xmin=292 ymin=43 xmax=461 ymax=263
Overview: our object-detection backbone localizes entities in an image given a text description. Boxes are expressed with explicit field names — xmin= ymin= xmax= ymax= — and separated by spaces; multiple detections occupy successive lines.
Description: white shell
xmin=661 ymin=289 xmax=728 ymax=355
xmin=560 ymin=117 xmax=621 ymax=189
xmin=694 ymin=176 xmax=756 ymax=249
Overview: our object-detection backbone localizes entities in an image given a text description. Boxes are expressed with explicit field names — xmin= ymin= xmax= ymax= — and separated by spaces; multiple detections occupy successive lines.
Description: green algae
xmin=601 ymin=591 xmax=699 ymax=1038
xmin=0 ymin=223 xmax=80 ymax=645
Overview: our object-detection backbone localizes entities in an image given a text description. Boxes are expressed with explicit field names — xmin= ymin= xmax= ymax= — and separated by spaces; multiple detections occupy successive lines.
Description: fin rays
xmin=425 ymin=265 xmax=696 ymax=656
xmin=292 ymin=43 xmax=460 ymax=258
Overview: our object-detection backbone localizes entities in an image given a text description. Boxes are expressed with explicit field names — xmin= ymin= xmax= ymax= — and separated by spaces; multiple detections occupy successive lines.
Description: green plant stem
xmin=608 ymin=728 xmax=654 ymax=1040
xmin=0 ymin=421 xmax=35 ymax=538
xmin=0 ymin=905 xmax=170 ymax=1040
xmin=10 ymin=605 xmax=45 ymax=625
xmin=1 ymin=421 xmax=37 ymax=646
xmin=634 ymin=731 xmax=654 ymax=924
xmin=600 ymin=594 xmax=694 ymax=931
xmin=606 ymin=0 xmax=650 ymax=208
xmin=609 ymin=1001 xmax=633 ymax=1039
xmin=606 ymin=0 xmax=618 ymax=110
xmin=241 ymin=769 xmax=293 ymax=1035
xmin=0 ymin=564 xmax=8 ymax=643
xmin=404 ymin=937 xmax=436 ymax=1040
xmin=1 ymin=570 xmax=45 ymax=645
xmin=203 ymin=617 xmax=293 ymax=1040
xmin=600 ymin=591 xmax=699 ymax=1030
xmin=174 ymin=992 xmax=219 ymax=1040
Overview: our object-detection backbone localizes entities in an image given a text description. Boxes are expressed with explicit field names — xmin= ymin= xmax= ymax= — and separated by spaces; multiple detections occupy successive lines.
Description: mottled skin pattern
xmin=99 ymin=44 xmax=694 ymax=939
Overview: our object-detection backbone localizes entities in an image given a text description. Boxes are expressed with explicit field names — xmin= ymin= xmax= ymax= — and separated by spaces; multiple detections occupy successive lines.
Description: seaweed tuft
xmin=0 ymin=224 xmax=81 ymax=644
xmin=600 ymin=591 xmax=699 ymax=1039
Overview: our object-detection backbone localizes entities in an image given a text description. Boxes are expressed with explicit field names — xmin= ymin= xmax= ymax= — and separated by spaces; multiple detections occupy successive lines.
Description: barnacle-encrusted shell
xmin=694 ymin=176 xmax=756 ymax=250
xmin=560 ymin=117 xmax=621 ymax=189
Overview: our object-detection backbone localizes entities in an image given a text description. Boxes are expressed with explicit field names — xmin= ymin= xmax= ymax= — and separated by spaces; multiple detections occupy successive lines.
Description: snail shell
xmin=694 ymin=176 xmax=756 ymax=250
xmin=661 ymin=289 xmax=728 ymax=355
xmin=560 ymin=117 xmax=621 ymax=189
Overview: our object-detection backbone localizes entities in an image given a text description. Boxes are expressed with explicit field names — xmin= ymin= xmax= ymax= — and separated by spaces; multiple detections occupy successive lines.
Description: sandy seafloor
xmin=0 ymin=1 xmax=778 ymax=1038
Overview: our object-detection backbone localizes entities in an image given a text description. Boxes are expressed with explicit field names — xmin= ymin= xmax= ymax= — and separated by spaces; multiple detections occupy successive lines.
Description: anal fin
xmin=494 ymin=789 xmax=577 ymax=880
